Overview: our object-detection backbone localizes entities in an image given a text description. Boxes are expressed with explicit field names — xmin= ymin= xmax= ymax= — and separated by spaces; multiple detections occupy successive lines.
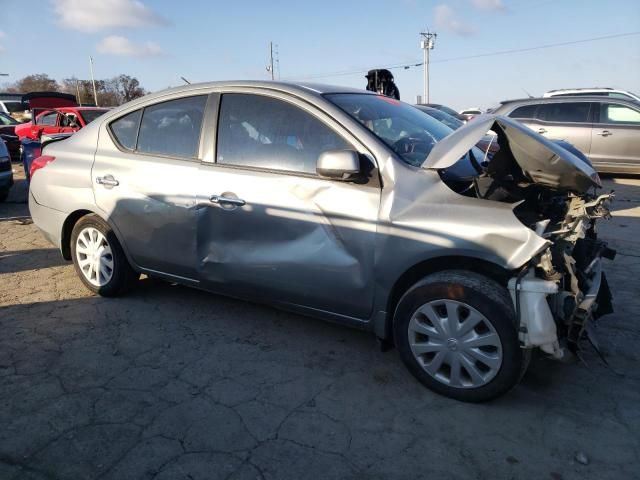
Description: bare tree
xmin=11 ymin=74 xmax=59 ymax=93
xmin=4 ymin=73 xmax=147 ymax=106
xmin=114 ymin=75 xmax=147 ymax=103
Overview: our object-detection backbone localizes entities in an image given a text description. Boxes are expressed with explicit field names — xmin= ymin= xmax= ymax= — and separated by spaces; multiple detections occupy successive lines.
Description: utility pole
xmin=89 ymin=56 xmax=99 ymax=106
xmin=420 ymin=31 xmax=437 ymax=103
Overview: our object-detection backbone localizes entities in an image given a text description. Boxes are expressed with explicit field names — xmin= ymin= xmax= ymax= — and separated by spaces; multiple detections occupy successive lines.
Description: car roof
xmin=140 ymin=81 xmax=372 ymax=102
xmin=499 ymin=96 xmax=640 ymax=106
xmin=546 ymin=87 xmax=616 ymax=93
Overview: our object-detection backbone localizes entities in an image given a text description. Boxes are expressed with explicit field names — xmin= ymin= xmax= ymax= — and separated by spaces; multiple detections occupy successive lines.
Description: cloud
xmin=53 ymin=0 xmax=167 ymax=32
xmin=434 ymin=5 xmax=476 ymax=36
xmin=97 ymin=35 xmax=163 ymax=57
xmin=471 ymin=0 xmax=507 ymax=11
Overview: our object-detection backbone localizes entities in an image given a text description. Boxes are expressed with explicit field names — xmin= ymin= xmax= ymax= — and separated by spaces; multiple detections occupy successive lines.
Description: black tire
xmin=394 ymin=270 xmax=530 ymax=402
xmin=70 ymin=214 xmax=139 ymax=296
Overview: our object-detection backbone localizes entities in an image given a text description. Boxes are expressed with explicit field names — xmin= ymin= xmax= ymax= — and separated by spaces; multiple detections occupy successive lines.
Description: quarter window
xmin=216 ymin=93 xmax=351 ymax=174
xmin=110 ymin=109 xmax=142 ymax=150
xmin=538 ymin=103 xmax=591 ymax=123
xmin=509 ymin=105 xmax=538 ymax=119
xmin=598 ymin=103 xmax=640 ymax=124
xmin=137 ymin=96 xmax=207 ymax=158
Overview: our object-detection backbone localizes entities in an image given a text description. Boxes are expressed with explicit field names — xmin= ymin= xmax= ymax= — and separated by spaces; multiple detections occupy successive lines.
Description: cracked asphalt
xmin=1 ymin=165 xmax=639 ymax=480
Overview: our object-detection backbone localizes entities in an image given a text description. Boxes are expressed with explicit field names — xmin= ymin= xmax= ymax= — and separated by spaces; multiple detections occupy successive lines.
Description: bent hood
xmin=422 ymin=114 xmax=600 ymax=192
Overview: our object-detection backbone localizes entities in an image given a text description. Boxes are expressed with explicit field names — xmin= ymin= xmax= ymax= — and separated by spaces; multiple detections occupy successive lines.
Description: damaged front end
xmin=423 ymin=114 xmax=616 ymax=360
xmin=509 ymin=192 xmax=615 ymax=359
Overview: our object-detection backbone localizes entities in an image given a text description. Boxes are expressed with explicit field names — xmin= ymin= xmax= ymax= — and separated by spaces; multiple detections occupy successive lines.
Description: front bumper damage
xmin=508 ymin=193 xmax=615 ymax=360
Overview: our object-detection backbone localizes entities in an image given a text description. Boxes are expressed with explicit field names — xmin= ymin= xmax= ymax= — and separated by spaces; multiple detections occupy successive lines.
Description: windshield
xmin=417 ymin=107 xmax=464 ymax=130
xmin=326 ymin=93 xmax=456 ymax=167
xmin=79 ymin=109 xmax=109 ymax=124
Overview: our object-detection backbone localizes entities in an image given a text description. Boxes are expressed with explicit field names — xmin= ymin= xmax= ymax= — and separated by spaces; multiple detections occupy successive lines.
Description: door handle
xmin=210 ymin=194 xmax=245 ymax=207
xmin=96 ymin=175 xmax=119 ymax=187
xmin=596 ymin=130 xmax=612 ymax=137
xmin=537 ymin=128 xmax=547 ymax=134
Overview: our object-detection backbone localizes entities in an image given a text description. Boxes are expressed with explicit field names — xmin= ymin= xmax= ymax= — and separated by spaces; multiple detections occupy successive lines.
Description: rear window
xmin=4 ymin=101 xmax=28 ymax=113
xmin=110 ymin=109 xmax=142 ymax=150
xmin=80 ymin=109 xmax=108 ymax=125
xmin=509 ymin=105 xmax=538 ymax=119
xmin=538 ymin=102 xmax=591 ymax=123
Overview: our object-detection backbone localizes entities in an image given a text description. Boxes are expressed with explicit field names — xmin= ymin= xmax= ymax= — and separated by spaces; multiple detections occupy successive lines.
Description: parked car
xmin=1 ymin=92 xmax=77 ymax=123
xmin=0 ymin=138 xmax=13 ymax=202
xmin=0 ymin=112 xmax=21 ymax=161
xmin=493 ymin=96 xmax=640 ymax=174
xmin=544 ymin=87 xmax=640 ymax=104
xmin=15 ymin=107 xmax=109 ymax=141
xmin=29 ymin=82 xmax=615 ymax=402
xmin=459 ymin=108 xmax=483 ymax=122
xmin=414 ymin=105 xmax=499 ymax=158
xmin=418 ymin=103 xmax=466 ymax=121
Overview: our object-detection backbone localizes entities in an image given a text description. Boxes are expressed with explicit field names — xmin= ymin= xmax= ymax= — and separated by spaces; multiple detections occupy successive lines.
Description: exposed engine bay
xmin=432 ymin=115 xmax=616 ymax=360
xmin=496 ymin=182 xmax=615 ymax=359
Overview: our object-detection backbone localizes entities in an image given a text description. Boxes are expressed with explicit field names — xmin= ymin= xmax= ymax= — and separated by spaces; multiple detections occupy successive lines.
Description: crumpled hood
xmin=422 ymin=114 xmax=600 ymax=192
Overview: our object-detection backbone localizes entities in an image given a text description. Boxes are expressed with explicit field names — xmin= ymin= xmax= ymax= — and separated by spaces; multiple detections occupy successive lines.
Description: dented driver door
xmin=195 ymin=92 xmax=380 ymax=319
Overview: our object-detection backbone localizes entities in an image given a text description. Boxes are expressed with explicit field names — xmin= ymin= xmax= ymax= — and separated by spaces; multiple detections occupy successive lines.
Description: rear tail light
xmin=30 ymin=155 xmax=55 ymax=179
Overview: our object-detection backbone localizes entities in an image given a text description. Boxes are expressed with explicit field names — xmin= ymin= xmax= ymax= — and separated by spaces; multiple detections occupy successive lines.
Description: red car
xmin=15 ymin=107 xmax=109 ymax=140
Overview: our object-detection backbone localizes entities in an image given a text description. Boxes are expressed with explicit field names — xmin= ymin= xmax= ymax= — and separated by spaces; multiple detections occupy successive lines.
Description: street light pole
xmin=420 ymin=31 xmax=437 ymax=104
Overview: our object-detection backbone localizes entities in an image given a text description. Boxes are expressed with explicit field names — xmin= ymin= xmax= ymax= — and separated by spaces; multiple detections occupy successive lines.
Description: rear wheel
xmin=70 ymin=214 xmax=139 ymax=296
xmin=394 ymin=270 xmax=529 ymax=402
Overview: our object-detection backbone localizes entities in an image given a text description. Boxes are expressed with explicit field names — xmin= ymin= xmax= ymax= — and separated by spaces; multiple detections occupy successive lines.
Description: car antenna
xmin=522 ymin=88 xmax=534 ymax=99
xmin=180 ymin=77 xmax=191 ymax=85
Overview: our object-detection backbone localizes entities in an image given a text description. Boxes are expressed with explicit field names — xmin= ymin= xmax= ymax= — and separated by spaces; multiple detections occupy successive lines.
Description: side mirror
xmin=316 ymin=150 xmax=360 ymax=181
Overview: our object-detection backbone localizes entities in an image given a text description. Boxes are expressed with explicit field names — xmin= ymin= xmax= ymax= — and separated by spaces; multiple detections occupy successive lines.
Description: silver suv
xmin=493 ymin=96 xmax=640 ymax=174
xmin=29 ymin=82 xmax=614 ymax=401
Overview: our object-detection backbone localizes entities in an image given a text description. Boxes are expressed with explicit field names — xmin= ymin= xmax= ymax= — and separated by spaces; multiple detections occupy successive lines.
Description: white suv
xmin=544 ymin=88 xmax=640 ymax=103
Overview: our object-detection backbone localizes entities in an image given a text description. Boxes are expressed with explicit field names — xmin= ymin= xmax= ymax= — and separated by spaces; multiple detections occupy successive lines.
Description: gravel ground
xmin=1 ymin=164 xmax=639 ymax=480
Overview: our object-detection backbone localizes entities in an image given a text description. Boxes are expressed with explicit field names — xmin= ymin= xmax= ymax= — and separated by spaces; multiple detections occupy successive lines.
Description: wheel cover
xmin=408 ymin=299 xmax=503 ymax=389
xmin=75 ymin=227 xmax=114 ymax=287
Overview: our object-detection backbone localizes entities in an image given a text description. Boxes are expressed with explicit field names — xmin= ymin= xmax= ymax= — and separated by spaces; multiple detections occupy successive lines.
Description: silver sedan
xmin=29 ymin=81 xmax=614 ymax=402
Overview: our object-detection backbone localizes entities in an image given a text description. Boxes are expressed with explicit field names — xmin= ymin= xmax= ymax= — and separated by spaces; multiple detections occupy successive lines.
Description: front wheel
xmin=70 ymin=214 xmax=139 ymax=296
xmin=394 ymin=270 xmax=529 ymax=402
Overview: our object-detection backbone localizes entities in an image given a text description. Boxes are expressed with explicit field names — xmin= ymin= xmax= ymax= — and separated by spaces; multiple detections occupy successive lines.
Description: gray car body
xmin=493 ymin=96 xmax=640 ymax=174
xmin=31 ymin=81 xmax=562 ymax=339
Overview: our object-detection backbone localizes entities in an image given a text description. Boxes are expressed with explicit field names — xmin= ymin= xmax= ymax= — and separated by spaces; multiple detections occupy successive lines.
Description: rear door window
xmin=110 ymin=109 xmax=142 ymax=150
xmin=137 ymin=96 xmax=207 ymax=159
xmin=538 ymin=102 xmax=591 ymax=123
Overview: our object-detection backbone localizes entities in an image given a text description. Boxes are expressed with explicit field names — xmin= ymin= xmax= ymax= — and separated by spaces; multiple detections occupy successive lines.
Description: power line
xmin=286 ymin=31 xmax=640 ymax=81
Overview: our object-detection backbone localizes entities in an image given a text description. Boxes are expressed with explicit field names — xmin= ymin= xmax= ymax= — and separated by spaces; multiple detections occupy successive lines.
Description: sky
xmin=0 ymin=0 xmax=638 ymax=110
